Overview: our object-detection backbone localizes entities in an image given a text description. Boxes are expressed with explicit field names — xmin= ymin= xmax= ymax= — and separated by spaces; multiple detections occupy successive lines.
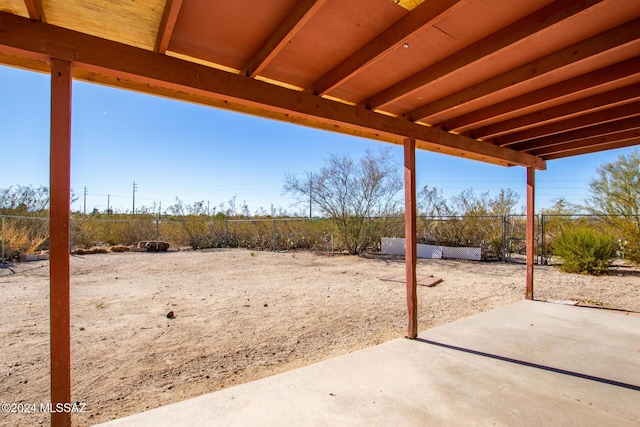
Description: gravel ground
xmin=1 ymin=249 xmax=638 ymax=426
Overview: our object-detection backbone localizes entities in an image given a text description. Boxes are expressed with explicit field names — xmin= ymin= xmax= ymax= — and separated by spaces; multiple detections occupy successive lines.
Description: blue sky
xmin=1 ymin=64 xmax=635 ymax=215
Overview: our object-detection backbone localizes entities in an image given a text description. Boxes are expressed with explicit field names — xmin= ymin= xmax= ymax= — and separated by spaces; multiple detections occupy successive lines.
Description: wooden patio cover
xmin=0 ymin=1 xmax=639 ymax=425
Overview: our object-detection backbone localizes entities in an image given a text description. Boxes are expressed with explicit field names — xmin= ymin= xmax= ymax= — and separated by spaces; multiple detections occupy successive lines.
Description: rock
xmin=72 ymin=247 xmax=109 ymax=255
xmin=166 ymin=311 xmax=175 ymax=319
xmin=110 ymin=245 xmax=130 ymax=253
xmin=140 ymin=241 xmax=170 ymax=252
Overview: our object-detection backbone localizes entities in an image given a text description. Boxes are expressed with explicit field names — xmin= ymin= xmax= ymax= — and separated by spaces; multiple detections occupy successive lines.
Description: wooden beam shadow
xmin=414 ymin=337 xmax=640 ymax=392
xmin=379 ymin=273 xmax=443 ymax=287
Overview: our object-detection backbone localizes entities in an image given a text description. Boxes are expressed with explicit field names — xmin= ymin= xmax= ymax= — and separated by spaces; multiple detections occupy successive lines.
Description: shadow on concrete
xmin=415 ymin=337 xmax=640 ymax=392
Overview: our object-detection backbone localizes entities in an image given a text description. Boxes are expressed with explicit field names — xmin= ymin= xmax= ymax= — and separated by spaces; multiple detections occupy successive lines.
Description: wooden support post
xmin=50 ymin=58 xmax=72 ymax=427
xmin=526 ymin=166 xmax=535 ymax=300
xmin=404 ymin=138 xmax=418 ymax=338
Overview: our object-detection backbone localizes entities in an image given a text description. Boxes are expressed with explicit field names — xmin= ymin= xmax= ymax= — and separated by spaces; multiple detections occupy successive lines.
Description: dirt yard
xmin=1 ymin=248 xmax=639 ymax=426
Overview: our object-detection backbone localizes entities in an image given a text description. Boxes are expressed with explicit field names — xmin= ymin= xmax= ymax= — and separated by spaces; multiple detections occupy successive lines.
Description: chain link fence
xmin=2 ymin=213 xmax=639 ymax=264
xmin=538 ymin=214 xmax=640 ymax=265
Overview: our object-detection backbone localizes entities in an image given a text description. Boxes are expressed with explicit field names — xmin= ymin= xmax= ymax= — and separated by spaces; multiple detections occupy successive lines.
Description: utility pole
xmin=83 ymin=186 xmax=87 ymax=215
xmin=107 ymin=194 xmax=110 ymax=215
xmin=132 ymin=181 xmax=138 ymax=215
xmin=156 ymin=201 xmax=161 ymax=248
xmin=309 ymin=172 xmax=313 ymax=219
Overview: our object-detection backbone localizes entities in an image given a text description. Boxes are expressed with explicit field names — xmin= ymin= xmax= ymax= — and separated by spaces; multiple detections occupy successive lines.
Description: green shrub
xmin=552 ymin=227 xmax=616 ymax=275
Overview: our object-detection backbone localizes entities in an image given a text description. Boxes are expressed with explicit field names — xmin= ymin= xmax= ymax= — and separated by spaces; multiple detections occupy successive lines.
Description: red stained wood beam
xmin=156 ymin=0 xmax=183 ymax=54
xmin=404 ymin=137 xmax=418 ymax=339
xmin=407 ymin=18 xmax=640 ymax=122
xmin=363 ymin=0 xmax=605 ymax=110
xmin=0 ymin=12 xmax=545 ymax=170
xmin=474 ymin=83 xmax=640 ymax=140
xmin=526 ymin=167 xmax=535 ymax=301
xmin=447 ymin=57 xmax=640 ymax=133
xmin=308 ymin=0 xmax=463 ymax=96
xmin=242 ymin=0 xmax=326 ymax=78
xmin=24 ymin=0 xmax=44 ymax=21
xmin=495 ymin=101 xmax=640 ymax=146
xmin=532 ymin=128 xmax=640 ymax=157
xmin=512 ymin=116 xmax=640 ymax=153
xmin=542 ymin=137 xmax=640 ymax=160
xmin=49 ymin=58 xmax=72 ymax=427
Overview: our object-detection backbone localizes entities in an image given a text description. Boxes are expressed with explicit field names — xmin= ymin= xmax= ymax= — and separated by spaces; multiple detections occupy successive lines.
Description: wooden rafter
xmin=543 ymin=137 xmax=640 ymax=160
xmin=474 ymin=83 xmax=640 ymax=139
xmin=0 ymin=11 xmax=545 ymax=170
xmin=241 ymin=0 xmax=326 ymax=78
xmin=534 ymin=130 xmax=640 ymax=157
xmin=363 ymin=0 xmax=605 ymax=110
xmin=496 ymin=101 xmax=640 ymax=146
xmin=24 ymin=0 xmax=44 ymax=21
xmin=307 ymin=0 xmax=464 ymax=96
xmin=514 ymin=117 xmax=640 ymax=152
xmin=407 ymin=18 xmax=640 ymax=121
xmin=156 ymin=0 xmax=183 ymax=54
xmin=448 ymin=56 xmax=640 ymax=133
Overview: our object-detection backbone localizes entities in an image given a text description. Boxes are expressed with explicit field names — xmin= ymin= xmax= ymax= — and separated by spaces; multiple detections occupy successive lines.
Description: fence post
xmin=540 ymin=214 xmax=545 ymax=265
xmin=272 ymin=218 xmax=276 ymax=252
xmin=1 ymin=216 xmax=5 ymax=264
xmin=156 ymin=211 xmax=160 ymax=251
xmin=331 ymin=219 xmax=335 ymax=254
xmin=224 ymin=219 xmax=228 ymax=248
xmin=502 ymin=214 xmax=507 ymax=262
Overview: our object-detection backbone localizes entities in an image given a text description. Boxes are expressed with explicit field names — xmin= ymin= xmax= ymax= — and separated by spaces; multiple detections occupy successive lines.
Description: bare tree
xmin=284 ymin=147 xmax=403 ymax=254
xmin=0 ymin=185 xmax=50 ymax=214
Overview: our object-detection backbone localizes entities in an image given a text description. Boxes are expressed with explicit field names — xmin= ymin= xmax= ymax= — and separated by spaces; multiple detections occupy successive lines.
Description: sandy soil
xmin=1 ymin=249 xmax=639 ymax=426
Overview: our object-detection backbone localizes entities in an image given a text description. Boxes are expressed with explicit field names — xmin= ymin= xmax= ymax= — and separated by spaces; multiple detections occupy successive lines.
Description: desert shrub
xmin=72 ymin=218 xmax=102 ymax=248
xmin=274 ymin=219 xmax=314 ymax=250
xmin=600 ymin=216 xmax=640 ymax=264
xmin=1 ymin=185 xmax=51 ymax=258
xmin=552 ymin=227 xmax=616 ymax=275
xmin=70 ymin=215 xmax=158 ymax=248
xmin=1 ymin=216 xmax=49 ymax=259
xmin=164 ymin=217 xmax=224 ymax=250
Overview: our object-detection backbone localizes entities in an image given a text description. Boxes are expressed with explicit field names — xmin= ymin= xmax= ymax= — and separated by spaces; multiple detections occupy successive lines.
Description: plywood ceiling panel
xmin=0 ymin=0 xmax=28 ymax=17
xmin=43 ymin=0 xmax=166 ymax=50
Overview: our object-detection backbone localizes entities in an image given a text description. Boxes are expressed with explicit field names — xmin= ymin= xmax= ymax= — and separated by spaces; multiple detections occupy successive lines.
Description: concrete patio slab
xmin=97 ymin=301 xmax=640 ymax=426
